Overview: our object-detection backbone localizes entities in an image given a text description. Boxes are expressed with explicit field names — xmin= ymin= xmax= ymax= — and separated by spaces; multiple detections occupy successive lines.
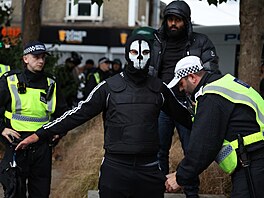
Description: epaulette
xmin=3 ymin=69 xmax=27 ymax=94
xmin=194 ymin=86 xmax=204 ymax=101
xmin=3 ymin=69 xmax=22 ymax=77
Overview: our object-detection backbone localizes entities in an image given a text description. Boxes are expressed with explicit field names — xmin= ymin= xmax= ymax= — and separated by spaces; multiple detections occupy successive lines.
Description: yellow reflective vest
xmin=87 ymin=72 xmax=101 ymax=84
xmin=197 ymin=74 xmax=264 ymax=174
xmin=5 ymin=74 xmax=57 ymax=131
xmin=0 ymin=64 xmax=10 ymax=77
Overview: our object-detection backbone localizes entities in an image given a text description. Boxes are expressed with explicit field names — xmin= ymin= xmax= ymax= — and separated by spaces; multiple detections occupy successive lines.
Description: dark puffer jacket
xmin=149 ymin=1 xmax=220 ymax=77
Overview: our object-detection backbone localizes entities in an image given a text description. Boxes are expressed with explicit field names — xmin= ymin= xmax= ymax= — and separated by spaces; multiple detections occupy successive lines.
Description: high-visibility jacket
xmin=5 ymin=74 xmax=57 ymax=131
xmin=0 ymin=64 xmax=10 ymax=77
xmin=198 ymin=74 xmax=264 ymax=173
xmin=87 ymin=72 xmax=100 ymax=84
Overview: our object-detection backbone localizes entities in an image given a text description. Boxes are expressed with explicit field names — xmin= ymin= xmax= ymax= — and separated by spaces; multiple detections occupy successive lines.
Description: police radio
xmin=17 ymin=82 xmax=26 ymax=94
xmin=186 ymin=95 xmax=195 ymax=117
xmin=46 ymin=83 xmax=55 ymax=101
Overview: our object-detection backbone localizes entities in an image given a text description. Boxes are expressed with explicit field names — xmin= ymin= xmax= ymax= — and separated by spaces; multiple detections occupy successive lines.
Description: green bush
xmin=0 ymin=38 xmax=23 ymax=69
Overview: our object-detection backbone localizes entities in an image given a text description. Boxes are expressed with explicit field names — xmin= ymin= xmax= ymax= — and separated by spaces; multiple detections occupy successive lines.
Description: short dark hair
xmin=86 ymin=59 xmax=94 ymax=65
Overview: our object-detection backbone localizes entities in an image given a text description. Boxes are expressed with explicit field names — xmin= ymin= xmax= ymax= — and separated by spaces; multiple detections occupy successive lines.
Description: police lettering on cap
xmin=167 ymin=56 xmax=204 ymax=88
xmin=23 ymin=41 xmax=50 ymax=56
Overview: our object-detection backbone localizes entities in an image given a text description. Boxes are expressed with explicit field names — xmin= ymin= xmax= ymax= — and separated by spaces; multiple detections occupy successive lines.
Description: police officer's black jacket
xmin=35 ymin=72 xmax=192 ymax=155
xmin=176 ymin=72 xmax=264 ymax=187
xmin=0 ymin=69 xmax=68 ymax=142
xmin=84 ymin=68 xmax=111 ymax=99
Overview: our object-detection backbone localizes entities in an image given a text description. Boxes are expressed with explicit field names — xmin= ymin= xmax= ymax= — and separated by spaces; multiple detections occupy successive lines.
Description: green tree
xmin=0 ymin=1 xmax=61 ymax=71
xmin=22 ymin=0 xmax=43 ymax=45
xmin=239 ymin=0 xmax=264 ymax=91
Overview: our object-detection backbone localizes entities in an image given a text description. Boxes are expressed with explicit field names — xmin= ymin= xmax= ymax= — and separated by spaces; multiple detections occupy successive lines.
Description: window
xmin=65 ymin=0 xmax=103 ymax=22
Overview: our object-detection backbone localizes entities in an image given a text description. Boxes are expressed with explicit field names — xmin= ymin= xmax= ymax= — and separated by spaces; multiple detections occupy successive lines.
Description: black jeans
xmin=99 ymin=156 xmax=166 ymax=198
xmin=157 ymin=111 xmax=200 ymax=197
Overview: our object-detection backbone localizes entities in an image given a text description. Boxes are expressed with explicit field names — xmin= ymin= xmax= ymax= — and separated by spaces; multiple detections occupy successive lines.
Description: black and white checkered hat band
xmin=176 ymin=65 xmax=201 ymax=78
xmin=23 ymin=44 xmax=46 ymax=55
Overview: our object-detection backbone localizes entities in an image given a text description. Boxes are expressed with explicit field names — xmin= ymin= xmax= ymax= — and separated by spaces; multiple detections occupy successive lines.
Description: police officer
xmin=165 ymin=56 xmax=264 ymax=198
xmin=15 ymin=35 xmax=192 ymax=198
xmin=84 ymin=57 xmax=112 ymax=98
xmin=110 ymin=58 xmax=123 ymax=76
xmin=0 ymin=64 xmax=10 ymax=77
xmin=150 ymin=2 xmax=220 ymax=196
xmin=0 ymin=41 xmax=68 ymax=198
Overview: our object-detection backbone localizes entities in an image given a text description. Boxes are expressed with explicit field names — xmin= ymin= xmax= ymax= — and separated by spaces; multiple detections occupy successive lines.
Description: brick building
xmin=5 ymin=0 xmax=158 ymax=65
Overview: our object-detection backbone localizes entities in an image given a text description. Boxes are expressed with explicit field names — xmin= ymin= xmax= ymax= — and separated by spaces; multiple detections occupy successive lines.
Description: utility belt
xmin=215 ymin=131 xmax=264 ymax=174
xmin=104 ymin=152 xmax=159 ymax=167
xmin=236 ymin=146 xmax=264 ymax=169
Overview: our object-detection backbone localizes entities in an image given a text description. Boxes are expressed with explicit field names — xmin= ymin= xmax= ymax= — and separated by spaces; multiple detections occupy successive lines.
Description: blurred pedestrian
xmin=75 ymin=59 xmax=96 ymax=103
xmin=84 ymin=59 xmax=96 ymax=76
xmin=55 ymin=52 xmax=82 ymax=108
xmin=110 ymin=58 xmax=123 ymax=76
xmin=84 ymin=57 xmax=112 ymax=98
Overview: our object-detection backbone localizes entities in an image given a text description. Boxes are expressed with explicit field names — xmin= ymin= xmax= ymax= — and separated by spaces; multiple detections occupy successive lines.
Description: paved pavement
xmin=88 ymin=190 xmax=227 ymax=198
xmin=1 ymin=184 xmax=227 ymax=198
xmin=0 ymin=170 xmax=227 ymax=198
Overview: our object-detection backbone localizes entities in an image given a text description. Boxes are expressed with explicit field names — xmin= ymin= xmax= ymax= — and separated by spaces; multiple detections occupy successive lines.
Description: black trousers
xmin=98 ymin=156 xmax=166 ymax=198
xmin=0 ymin=142 xmax=52 ymax=198
xmin=231 ymin=155 xmax=264 ymax=198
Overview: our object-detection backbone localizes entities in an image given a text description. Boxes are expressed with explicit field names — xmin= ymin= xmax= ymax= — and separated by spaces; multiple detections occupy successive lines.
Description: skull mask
xmin=128 ymin=40 xmax=150 ymax=69
xmin=124 ymin=34 xmax=152 ymax=84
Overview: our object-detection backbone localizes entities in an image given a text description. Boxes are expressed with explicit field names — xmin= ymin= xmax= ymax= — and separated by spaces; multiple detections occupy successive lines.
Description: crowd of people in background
xmin=55 ymin=53 xmax=123 ymax=109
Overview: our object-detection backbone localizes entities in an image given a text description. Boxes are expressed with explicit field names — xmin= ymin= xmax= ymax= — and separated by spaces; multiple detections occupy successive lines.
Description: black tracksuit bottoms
xmin=98 ymin=156 xmax=166 ymax=198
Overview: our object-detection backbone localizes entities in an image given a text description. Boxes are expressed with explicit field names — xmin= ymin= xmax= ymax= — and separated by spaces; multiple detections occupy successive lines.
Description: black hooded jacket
xmin=149 ymin=1 xmax=220 ymax=79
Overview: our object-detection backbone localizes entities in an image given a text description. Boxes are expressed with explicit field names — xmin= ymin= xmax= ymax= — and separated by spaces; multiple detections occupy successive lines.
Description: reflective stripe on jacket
xmin=5 ymin=74 xmax=56 ymax=131
xmin=198 ymin=74 xmax=264 ymax=173
xmin=87 ymin=72 xmax=100 ymax=84
xmin=0 ymin=64 xmax=10 ymax=77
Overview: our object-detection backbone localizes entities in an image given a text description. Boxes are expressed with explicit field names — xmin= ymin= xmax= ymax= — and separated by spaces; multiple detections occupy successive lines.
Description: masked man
xmin=15 ymin=35 xmax=192 ymax=198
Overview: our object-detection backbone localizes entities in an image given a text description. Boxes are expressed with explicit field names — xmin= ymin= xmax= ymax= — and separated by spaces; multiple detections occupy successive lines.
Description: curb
xmin=88 ymin=190 xmax=227 ymax=198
